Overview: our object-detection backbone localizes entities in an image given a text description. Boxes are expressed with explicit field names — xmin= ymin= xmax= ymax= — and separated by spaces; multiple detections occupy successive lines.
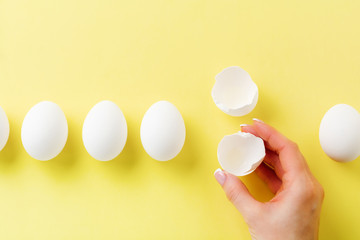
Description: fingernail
xmin=214 ymin=168 xmax=226 ymax=186
xmin=240 ymin=124 xmax=248 ymax=128
xmin=253 ymin=118 xmax=264 ymax=123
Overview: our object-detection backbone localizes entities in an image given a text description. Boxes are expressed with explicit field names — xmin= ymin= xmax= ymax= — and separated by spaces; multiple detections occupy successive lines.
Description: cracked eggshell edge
xmin=217 ymin=131 xmax=265 ymax=176
xmin=211 ymin=66 xmax=259 ymax=117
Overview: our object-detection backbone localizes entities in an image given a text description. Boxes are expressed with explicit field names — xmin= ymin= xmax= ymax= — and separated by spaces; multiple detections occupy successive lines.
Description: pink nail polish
xmin=214 ymin=168 xmax=226 ymax=186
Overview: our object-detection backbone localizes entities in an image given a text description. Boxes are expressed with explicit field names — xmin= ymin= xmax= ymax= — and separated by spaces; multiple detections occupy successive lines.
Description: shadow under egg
xmin=93 ymin=113 xmax=140 ymax=183
xmin=0 ymin=115 xmax=20 ymax=174
xmin=34 ymin=117 xmax=82 ymax=182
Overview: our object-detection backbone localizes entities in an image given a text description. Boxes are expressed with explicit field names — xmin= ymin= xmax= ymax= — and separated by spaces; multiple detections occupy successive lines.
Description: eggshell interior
xmin=217 ymin=132 xmax=265 ymax=176
xmin=212 ymin=66 xmax=258 ymax=117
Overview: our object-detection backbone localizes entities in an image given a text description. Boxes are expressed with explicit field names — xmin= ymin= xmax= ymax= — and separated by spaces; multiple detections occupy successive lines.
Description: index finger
xmin=243 ymin=119 xmax=309 ymax=178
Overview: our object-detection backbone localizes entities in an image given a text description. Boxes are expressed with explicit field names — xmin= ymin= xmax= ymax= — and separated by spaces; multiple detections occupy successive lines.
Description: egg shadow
xmin=96 ymin=114 xmax=139 ymax=181
xmin=158 ymin=116 xmax=199 ymax=175
xmin=335 ymin=155 xmax=360 ymax=180
xmin=35 ymin=117 xmax=81 ymax=181
xmin=0 ymin=115 xmax=20 ymax=174
xmin=299 ymin=130 xmax=360 ymax=183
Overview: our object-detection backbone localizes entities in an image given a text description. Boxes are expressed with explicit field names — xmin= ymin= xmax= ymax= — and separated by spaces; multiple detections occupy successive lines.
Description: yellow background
xmin=1 ymin=0 xmax=360 ymax=239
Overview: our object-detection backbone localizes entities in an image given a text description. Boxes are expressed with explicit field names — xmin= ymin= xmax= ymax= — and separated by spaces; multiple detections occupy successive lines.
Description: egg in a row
xmin=0 ymin=101 xmax=186 ymax=161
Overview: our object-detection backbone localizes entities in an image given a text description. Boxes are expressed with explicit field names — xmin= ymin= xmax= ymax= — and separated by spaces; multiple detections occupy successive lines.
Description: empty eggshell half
xmin=217 ymin=132 xmax=265 ymax=176
xmin=82 ymin=100 xmax=128 ymax=161
xmin=319 ymin=104 xmax=360 ymax=162
xmin=212 ymin=66 xmax=258 ymax=116
xmin=0 ymin=106 xmax=10 ymax=152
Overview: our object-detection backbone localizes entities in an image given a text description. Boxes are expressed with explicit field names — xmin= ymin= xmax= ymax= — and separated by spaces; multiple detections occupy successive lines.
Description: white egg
xmin=21 ymin=101 xmax=68 ymax=161
xmin=0 ymin=106 xmax=10 ymax=152
xmin=82 ymin=100 xmax=128 ymax=161
xmin=212 ymin=66 xmax=258 ymax=116
xmin=217 ymin=131 xmax=265 ymax=176
xmin=140 ymin=101 xmax=186 ymax=161
xmin=319 ymin=104 xmax=360 ymax=162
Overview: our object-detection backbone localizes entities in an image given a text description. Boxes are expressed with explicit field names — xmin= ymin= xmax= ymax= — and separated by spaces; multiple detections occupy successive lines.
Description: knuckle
xmin=301 ymin=187 xmax=316 ymax=202
xmin=317 ymin=183 xmax=325 ymax=200
xmin=244 ymin=210 xmax=259 ymax=225
xmin=288 ymin=141 xmax=299 ymax=150
xmin=226 ymin=187 xmax=240 ymax=203
xmin=299 ymin=178 xmax=324 ymax=202
xmin=308 ymin=185 xmax=317 ymax=199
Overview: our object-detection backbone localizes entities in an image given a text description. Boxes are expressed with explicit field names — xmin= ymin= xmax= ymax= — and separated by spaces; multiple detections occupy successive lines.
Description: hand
xmin=214 ymin=119 xmax=324 ymax=240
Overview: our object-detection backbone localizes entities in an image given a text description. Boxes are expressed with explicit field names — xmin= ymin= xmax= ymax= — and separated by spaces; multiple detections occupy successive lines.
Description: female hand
xmin=214 ymin=119 xmax=324 ymax=240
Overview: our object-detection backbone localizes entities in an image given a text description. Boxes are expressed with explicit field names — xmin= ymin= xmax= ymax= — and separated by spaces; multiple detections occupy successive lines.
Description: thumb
xmin=214 ymin=169 xmax=261 ymax=217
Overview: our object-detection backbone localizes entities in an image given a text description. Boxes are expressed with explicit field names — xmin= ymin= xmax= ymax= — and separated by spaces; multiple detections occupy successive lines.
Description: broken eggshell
xmin=217 ymin=131 xmax=265 ymax=176
xmin=212 ymin=66 xmax=258 ymax=116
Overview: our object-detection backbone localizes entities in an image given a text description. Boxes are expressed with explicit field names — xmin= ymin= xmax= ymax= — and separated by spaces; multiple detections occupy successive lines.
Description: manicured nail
xmin=240 ymin=124 xmax=248 ymax=128
xmin=214 ymin=168 xmax=226 ymax=186
xmin=253 ymin=118 xmax=264 ymax=123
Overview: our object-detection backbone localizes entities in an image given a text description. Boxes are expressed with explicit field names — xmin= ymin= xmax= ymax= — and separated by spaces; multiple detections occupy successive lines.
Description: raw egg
xmin=82 ymin=100 xmax=127 ymax=161
xmin=21 ymin=101 xmax=68 ymax=161
xmin=140 ymin=101 xmax=185 ymax=161
xmin=319 ymin=104 xmax=360 ymax=162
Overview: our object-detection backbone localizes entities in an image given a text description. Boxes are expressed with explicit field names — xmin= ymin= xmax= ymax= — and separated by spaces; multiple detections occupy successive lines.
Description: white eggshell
xmin=218 ymin=132 xmax=265 ymax=176
xmin=0 ymin=106 xmax=10 ymax=151
xmin=82 ymin=100 xmax=128 ymax=161
xmin=140 ymin=101 xmax=186 ymax=161
xmin=212 ymin=66 xmax=258 ymax=116
xmin=21 ymin=101 xmax=68 ymax=161
xmin=319 ymin=104 xmax=360 ymax=162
